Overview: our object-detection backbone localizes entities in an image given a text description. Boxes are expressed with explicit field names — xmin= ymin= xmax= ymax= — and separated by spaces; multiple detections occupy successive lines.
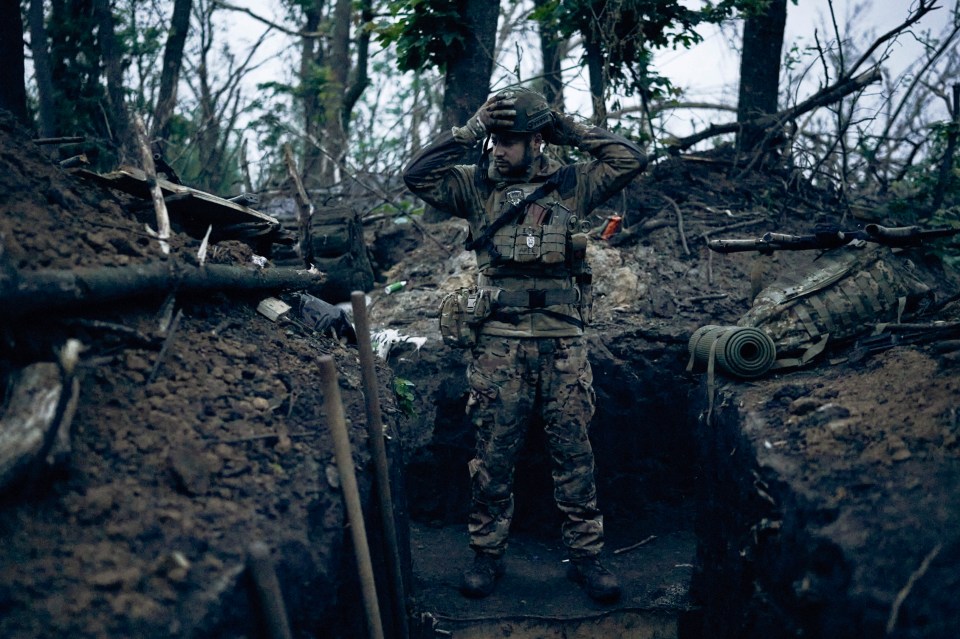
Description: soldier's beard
xmin=495 ymin=145 xmax=537 ymax=178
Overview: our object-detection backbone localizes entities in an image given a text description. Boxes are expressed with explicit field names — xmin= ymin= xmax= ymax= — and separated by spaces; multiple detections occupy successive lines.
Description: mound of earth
xmin=0 ymin=111 xmax=404 ymax=638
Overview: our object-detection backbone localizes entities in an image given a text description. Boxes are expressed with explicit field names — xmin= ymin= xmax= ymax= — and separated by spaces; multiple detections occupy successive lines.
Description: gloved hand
xmin=544 ymin=111 xmax=590 ymax=147
xmin=452 ymin=93 xmax=518 ymax=143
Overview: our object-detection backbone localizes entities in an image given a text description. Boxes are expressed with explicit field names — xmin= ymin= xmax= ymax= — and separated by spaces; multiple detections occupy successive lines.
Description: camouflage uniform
xmin=403 ymin=115 xmax=646 ymax=559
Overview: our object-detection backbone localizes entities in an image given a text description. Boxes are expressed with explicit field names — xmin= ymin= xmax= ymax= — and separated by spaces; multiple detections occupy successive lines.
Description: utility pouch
xmin=438 ymin=288 xmax=493 ymax=348
xmin=513 ymin=225 xmax=541 ymax=262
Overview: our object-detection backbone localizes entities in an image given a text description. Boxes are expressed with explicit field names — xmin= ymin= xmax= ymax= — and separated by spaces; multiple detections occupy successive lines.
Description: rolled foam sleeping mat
xmin=688 ymin=325 xmax=777 ymax=379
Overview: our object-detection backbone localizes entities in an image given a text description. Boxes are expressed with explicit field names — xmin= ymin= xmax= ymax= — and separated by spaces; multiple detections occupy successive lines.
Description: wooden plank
xmin=75 ymin=165 xmax=281 ymax=228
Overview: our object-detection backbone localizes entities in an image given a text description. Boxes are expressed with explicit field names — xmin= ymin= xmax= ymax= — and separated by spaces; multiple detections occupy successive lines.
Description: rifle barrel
xmin=706 ymin=238 xmax=772 ymax=253
xmin=707 ymin=224 xmax=960 ymax=253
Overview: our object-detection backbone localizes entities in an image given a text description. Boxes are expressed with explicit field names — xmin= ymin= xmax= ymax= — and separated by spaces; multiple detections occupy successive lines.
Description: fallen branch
xmin=886 ymin=543 xmax=942 ymax=634
xmin=613 ymin=534 xmax=657 ymax=555
xmin=133 ymin=114 xmax=172 ymax=254
xmin=669 ymin=66 xmax=882 ymax=152
xmin=147 ymin=309 xmax=184 ymax=385
xmin=661 ymin=195 xmax=690 ymax=255
xmin=32 ymin=136 xmax=85 ymax=145
xmin=0 ymin=262 xmax=325 ymax=319
xmin=685 ymin=293 xmax=728 ymax=305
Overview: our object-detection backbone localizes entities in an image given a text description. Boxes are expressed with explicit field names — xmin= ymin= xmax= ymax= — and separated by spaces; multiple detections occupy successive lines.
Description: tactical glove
xmin=546 ymin=111 xmax=591 ymax=147
xmin=452 ymin=94 xmax=518 ymax=144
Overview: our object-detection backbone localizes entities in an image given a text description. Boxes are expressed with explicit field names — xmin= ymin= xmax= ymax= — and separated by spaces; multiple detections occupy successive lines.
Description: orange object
xmin=600 ymin=215 xmax=622 ymax=240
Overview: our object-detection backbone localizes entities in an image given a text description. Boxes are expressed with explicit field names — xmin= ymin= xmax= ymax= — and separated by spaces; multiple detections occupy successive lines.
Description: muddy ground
xmin=1 ymin=102 xmax=959 ymax=638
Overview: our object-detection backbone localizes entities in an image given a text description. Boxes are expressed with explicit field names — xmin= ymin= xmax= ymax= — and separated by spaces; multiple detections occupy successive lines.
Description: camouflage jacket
xmin=403 ymin=124 xmax=646 ymax=338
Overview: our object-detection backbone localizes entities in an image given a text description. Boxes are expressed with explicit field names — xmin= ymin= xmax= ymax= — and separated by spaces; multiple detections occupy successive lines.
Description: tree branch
xmin=209 ymin=0 xmax=321 ymax=38
xmin=668 ymin=66 xmax=882 ymax=152
xmin=0 ymin=263 xmax=325 ymax=319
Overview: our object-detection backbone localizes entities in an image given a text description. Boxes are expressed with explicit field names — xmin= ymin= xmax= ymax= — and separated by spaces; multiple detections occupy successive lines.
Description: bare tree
xmin=179 ymin=0 xmax=270 ymax=193
xmin=93 ymin=0 xmax=134 ymax=160
xmin=152 ymin=0 xmax=194 ymax=145
xmin=534 ymin=0 xmax=567 ymax=110
xmin=27 ymin=0 xmax=57 ymax=137
xmin=736 ymin=0 xmax=788 ymax=150
xmin=296 ymin=0 xmax=373 ymax=188
xmin=319 ymin=0 xmax=372 ymax=184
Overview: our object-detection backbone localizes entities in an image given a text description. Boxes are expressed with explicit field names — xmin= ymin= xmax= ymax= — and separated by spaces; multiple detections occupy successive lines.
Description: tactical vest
xmin=473 ymin=182 xmax=586 ymax=274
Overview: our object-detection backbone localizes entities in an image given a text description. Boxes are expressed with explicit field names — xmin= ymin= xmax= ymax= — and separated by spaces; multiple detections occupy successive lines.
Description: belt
xmin=493 ymin=288 xmax=579 ymax=308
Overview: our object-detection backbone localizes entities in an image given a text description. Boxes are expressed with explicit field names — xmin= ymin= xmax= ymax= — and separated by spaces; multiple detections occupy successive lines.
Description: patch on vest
xmin=506 ymin=189 xmax=524 ymax=205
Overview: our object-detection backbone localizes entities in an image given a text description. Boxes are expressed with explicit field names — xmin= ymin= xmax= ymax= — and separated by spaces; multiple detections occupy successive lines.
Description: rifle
xmin=707 ymin=224 xmax=960 ymax=254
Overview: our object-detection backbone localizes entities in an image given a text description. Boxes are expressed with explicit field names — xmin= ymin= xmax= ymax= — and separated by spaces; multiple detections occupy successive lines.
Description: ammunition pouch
xmin=490 ymin=218 xmax=569 ymax=266
xmin=438 ymin=288 xmax=493 ymax=348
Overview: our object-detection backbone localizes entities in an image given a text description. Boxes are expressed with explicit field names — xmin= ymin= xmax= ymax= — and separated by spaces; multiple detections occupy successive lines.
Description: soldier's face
xmin=491 ymin=133 xmax=542 ymax=176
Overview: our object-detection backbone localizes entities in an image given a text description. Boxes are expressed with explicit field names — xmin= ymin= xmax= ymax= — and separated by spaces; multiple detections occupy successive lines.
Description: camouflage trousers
xmin=465 ymin=334 xmax=603 ymax=559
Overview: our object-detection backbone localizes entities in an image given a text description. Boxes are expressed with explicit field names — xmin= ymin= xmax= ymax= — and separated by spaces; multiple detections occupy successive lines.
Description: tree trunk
xmin=318 ymin=0 xmax=354 ymax=186
xmin=430 ymin=0 xmax=499 ymax=222
xmin=93 ymin=0 xmax=133 ymax=161
xmin=440 ymin=0 xmax=500 ymax=131
xmin=193 ymin=1 xmax=225 ymax=193
xmin=534 ymin=0 xmax=565 ymax=111
xmin=300 ymin=0 xmax=323 ymax=187
xmin=152 ymin=0 xmax=193 ymax=145
xmin=28 ymin=0 xmax=57 ymax=136
xmin=584 ymin=34 xmax=607 ymax=126
xmin=0 ymin=0 xmax=28 ymax=124
xmin=736 ymin=0 xmax=788 ymax=150
xmin=340 ymin=0 xmax=372 ymax=152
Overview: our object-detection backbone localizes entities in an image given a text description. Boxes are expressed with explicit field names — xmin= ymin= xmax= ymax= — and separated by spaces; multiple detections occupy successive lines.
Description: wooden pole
xmin=351 ymin=291 xmax=409 ymax=639
xmin=247 ymin=541 xmax=294 ymax=639
xmin=318 ymin=355 xmax=384 ymax=639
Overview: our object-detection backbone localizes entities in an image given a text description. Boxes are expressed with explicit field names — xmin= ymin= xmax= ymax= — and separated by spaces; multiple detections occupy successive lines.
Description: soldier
xmin=403 ymin=87 xmax=646 ymax=602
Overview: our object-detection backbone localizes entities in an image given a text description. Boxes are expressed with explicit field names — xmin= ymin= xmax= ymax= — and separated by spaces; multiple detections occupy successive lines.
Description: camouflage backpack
xmin=738 ymin=245 xmax=934 ymax=368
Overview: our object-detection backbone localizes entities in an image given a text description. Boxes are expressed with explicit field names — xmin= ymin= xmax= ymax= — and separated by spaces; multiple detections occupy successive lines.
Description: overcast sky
xmin=224 ymin=0 xmax=957 ymax=160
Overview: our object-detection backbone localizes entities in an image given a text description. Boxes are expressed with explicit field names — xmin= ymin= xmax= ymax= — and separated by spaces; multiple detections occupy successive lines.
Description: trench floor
xmin=408 ymin=508 xmax=697 ymax=638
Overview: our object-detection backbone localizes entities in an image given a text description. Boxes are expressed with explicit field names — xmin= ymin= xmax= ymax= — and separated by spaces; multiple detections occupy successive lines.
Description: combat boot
xmin=567 ymin=555 xmax=621 ymax=602
xmin=460 ymin=552 xmax=505 ymax=598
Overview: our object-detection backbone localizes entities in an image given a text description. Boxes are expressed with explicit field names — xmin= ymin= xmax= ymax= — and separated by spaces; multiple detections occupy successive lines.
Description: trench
xmin=389 ymin=332 xmax=702 ymax=638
